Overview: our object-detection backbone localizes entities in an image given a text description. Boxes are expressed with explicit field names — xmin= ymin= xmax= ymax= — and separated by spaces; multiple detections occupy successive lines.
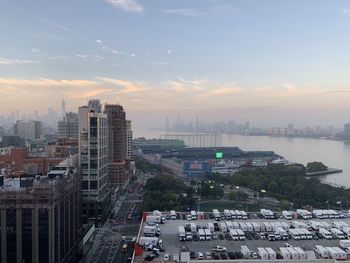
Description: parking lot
xmin=138 ymin=216 xmax=350 ymax=261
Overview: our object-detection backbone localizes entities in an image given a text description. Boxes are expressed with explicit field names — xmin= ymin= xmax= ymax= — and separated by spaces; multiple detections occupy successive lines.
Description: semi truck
xmin=274 ymin=227 xmax=288 ymax=240
xmin=296 ymin=209 xmax=312 ymax=219
xmin=207 ymin=222 xmax=214 ymax=232
xmin=139 ymin=237 xmax=159 ymax=246
xmin=178 ymin=226 xmax=186 ymax=241
xmin=240 ymin=246 xmax=251 ymax=259
xmin=331 ymin=228 xmax=345 ymax=239
xmin=319 ymin=228 xmax=333 ymax=240
xmin=190 ymin=210 xmax=197 ymax=220
xmin=204 ymin=229 xmax=212 ymax=240
xmin=213 ymin=209 xmax=221 ymax=221
xmin=190 ymin=223 xmax=197 ymax=233
xmin=294 ymin=247 xmax=306 ymax=260
xmin=265 ymin=247 xmax=276 ymax=260
xmin=170 ymin=210 xmax=176 ymax=220
xmin=286 ymin=247 xmax=299 ymax=260
xmin=146 ymin=215 xmax=162 ymax=224
xmin=144 ymin=226 xmax=161 ymax=237
xmin=198 ymin=229 xmax=205 ymax=241
xmin=261 ymin=209 xmax=274 ymax=219
xmin=279 ymin=247 xmax=291 ymax=259
xmin=237 ymin=229 xmax=245 ymax=240
xmin=257 ymin=247 xmax=268 ymax=260
xmin=224 ymin=209 xmax=231 ymax=219
xmin=219 ymin=222 xmax=227 ymax=232
xmin=229 ymin=229 xmax=239 ymax=241
xmin=241 ymin=210 xmax=248 ymax=220
xmin=314 ymin=245 xmax=329 ymax=258
xmin=282 ymin=210 xmax=292 ymax=220
xmin=339 ymin=239 xmax=350 ymax=249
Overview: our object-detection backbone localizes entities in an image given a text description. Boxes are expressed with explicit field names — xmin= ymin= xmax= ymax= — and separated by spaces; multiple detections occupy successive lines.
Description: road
xmin=83 ymin=171 xmax=146 ymax=263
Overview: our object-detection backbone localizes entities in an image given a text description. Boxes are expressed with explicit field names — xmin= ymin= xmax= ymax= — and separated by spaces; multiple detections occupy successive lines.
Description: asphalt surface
xmin=139 ymin=217 xmax=350 ymax=261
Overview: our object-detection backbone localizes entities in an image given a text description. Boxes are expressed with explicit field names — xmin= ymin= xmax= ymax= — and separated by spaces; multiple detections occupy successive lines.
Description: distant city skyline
xmin=1 ymin=0 xmax=350 ymax=128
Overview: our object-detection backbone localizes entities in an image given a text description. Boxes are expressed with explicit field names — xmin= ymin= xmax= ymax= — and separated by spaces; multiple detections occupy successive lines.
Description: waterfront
xmin=135 ymin=130 xmax=350 ymax=188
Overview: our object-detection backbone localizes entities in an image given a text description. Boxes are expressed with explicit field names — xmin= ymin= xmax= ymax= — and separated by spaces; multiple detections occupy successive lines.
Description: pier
xmin=306 ymin=167 xmax=343 ymax=176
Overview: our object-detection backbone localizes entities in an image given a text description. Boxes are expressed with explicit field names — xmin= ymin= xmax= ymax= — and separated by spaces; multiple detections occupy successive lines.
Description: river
xmin=134 ymin=129 xmax=350 ymax=188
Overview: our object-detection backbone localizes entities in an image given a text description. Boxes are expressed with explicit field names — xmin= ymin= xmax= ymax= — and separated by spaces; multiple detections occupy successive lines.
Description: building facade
xmin=126 ymin=120 xmax=133 ymax=160
xmin=58 ymin=112 xmax=78 ymax=138
xmin=14 ymin=120 xmax=42 ymax=140
xmin=0 ymin=158 xmax=81 ymax=263
xmin=104 ymin=104 xmax=130 ymax=189
xmin=79 ymin=105 xmax=110 ymax=226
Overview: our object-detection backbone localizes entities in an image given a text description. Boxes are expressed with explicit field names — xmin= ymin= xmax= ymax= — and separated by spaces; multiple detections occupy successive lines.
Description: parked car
xmin=205 ymin=252 xmax=212 ymax=259
xmin=213 ymin=246 xmax=227 ymax=252
xmin=197 ymin=252 xmax=204 ymax=260
xmin=163 ymin=254 xmax=170 ymax=261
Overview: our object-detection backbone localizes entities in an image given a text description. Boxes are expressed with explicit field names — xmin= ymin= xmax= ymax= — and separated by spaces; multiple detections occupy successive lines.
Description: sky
xmin=1 ymin=0 xmax=350 ymax=129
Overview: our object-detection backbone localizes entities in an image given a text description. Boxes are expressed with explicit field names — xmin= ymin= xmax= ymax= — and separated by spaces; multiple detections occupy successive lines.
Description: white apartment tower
xmin=78 ymin=104 xmax=110 ymax=226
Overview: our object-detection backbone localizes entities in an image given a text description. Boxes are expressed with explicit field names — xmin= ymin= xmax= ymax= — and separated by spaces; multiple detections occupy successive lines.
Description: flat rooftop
xmin=135 ymin=212 xmax=350 ymax=262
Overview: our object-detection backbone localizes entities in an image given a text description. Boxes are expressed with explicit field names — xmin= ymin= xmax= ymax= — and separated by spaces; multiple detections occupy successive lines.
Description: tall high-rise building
xmin=58 ymin=112 xmax=78 ymax=138
xmin=126 ymin=120 xmax=133 ymax=160
xmin=104 ymin=104 xmax=130 ymax=188
xmin=0 ymin=156 xmax=81 ymax=263
xmin=61 ymin=97 xmax=66 ymax=118
xmin=14 ymin=120 xmax=42 ymax=140
xmin=78 ymin=105 xmax=110 ymax=226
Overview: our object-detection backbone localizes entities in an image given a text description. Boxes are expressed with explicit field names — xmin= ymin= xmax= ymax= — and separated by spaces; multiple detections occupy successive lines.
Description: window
xmin=90 ymin=181 xmax=97 ymax=189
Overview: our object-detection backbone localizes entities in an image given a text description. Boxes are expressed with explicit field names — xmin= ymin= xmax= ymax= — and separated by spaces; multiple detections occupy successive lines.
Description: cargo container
xmin=170 ymin=210 xmax=177 ymax=220
xmin=229 ymin=229 xmax=239 ymax=240
xmin=178 ymin=226 xmax=186 ymax=241
xmin=198 ymin=229 xmax=205 ymax=241
xmin=265 ymin=247 xmax=276 ymax=260
xmin=296 ymin=228 xmax=306 ymax=240
xmin=294 ymin=247 xmax=306 ymax=260
xmin=314 ymin=245 xmax=329 ymax=258
xmin=281 ymin=222 xmax=290 ymax=231
xmin=139 ymin=237 xmax=159 ymax=246
xmin=240 ymin=245 xmax=251 ymax=259
xmin=286 ymin=247 xmax=299 ymax=259
xmin=282 ymin=210 xmax=292 ymax=220
xmin=261 ymin=209 xmax=274 ymax=219
xmin=292 ymin=221 xmax=307 ymax=229
xmin=279 ymin=247 xmax=291 ymax=259
xmin=204 ymin=229 xmax=212 ymax=240
xmin=257 ymin=247 xmax=268 ymax=260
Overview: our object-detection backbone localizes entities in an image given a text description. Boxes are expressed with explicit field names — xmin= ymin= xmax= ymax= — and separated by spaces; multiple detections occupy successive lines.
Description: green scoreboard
xmin=215 ymin=152 xmax=223 ymax=159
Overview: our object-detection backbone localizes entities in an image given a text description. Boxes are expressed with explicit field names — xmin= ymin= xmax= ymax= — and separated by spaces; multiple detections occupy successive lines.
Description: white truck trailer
xmin=204 ymin=229 xmax=212 ymax=240
xmin=339 ymin=239 xmax=350 ymax=249
xmin=229 ymin=229 xmax=239 ymax=241
xmin=190 ymin=223 xmax=197 ymax=233
xmin=257 ymin=247 xmax=268 ymax=260
xmin=237 ymin=229 xmax=245 ymax=240
xmin=178 ymin=226 xmax=186 ymax=241
xmin=213 ymin=209 xmax=221 ymax=221
xmin=319 ymin=228 xmax=333 ymax=240
xmin=279 ymin=247 xmax=291 ymax=259
xmin=331 ymin=228 xmax=345 ymax=239
xmin=207 ymin=222 xmax=214 ymax=232
xmin=282 ymin=210 xmax=292 ymax=220
xmin=170 ymin=210 xmax=176 ymax=220
xmin=294 ymin=247 xmax=306 ymax=260
xmin=224 ymin=209 xmax=231 ymax=220
xmin=240 ymin=246 xmax=251 ymax=259
xmin=138 ymin=237 xmax=159 ymax=246
xmin=265 ymin=247 xmax=276 ymax=260
xmin=314 ymin=245 xmax=329 ymax=258
xmin=286 ymin=247 xmax=299 ymax=260
xmin=198 ymin=229 xmax=205 ymax=241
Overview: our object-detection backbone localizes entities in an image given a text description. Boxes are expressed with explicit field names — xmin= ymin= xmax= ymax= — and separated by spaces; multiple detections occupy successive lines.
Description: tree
xmin=307 ymin=162 xmax=327 ymax=172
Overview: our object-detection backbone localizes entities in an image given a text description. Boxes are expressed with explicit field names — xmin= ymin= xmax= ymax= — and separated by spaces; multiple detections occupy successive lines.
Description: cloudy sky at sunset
xmin=1 ymin=0 xmax=350 ymax=129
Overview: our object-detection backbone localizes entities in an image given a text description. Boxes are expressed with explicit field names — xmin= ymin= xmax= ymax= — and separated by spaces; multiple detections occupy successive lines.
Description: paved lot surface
xmin=139 ymin=217 xmax=350 ymax=261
